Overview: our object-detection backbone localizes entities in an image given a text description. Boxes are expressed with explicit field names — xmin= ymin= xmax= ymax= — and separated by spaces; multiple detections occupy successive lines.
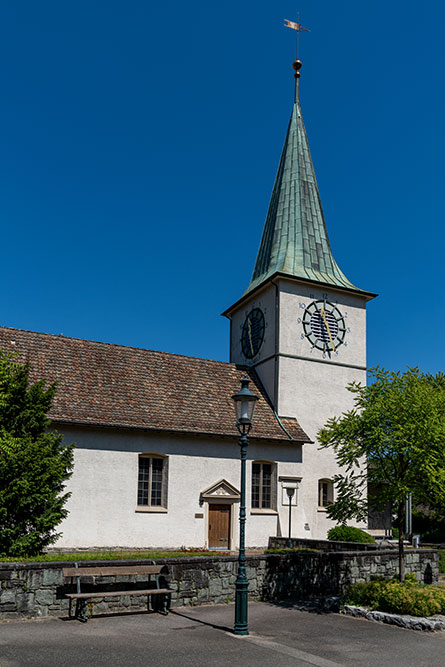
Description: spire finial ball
xmin=292 ymin=60 xmax=302 ymax=71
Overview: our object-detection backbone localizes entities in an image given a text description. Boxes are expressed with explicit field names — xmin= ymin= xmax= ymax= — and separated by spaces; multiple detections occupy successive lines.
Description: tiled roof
xmin=246 ymin=101 xmax=370 ymax=296
xmin=0 ymin=326 xmax=310 ymax=443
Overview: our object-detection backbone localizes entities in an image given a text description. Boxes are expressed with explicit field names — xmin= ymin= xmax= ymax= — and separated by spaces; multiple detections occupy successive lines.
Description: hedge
xmin=327 ymin=525 xmax=376 ymax=544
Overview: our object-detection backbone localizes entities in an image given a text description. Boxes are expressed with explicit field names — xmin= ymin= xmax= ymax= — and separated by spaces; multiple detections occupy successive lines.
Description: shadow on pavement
xmin=169 ymin=609 xmax=232 ymax=633
xmin=60 ymin=609 xmax=159 ymax=622
xmin=264 ymin=597 xmax=341 ymax=615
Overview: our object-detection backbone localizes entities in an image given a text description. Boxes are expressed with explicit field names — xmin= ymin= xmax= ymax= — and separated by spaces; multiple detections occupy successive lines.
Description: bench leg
xmin=156 ymin=595 xmax=168 ymax=616
xmin=75 ymin=599 xmax=89 ymax=623
xmin=149 ymin=593 xmax=169 ymax=615
xmin=159 ymin=593 xmax=169 ymax=615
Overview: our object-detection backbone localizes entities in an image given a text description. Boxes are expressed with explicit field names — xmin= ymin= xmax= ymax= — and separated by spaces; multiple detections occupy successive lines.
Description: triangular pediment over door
xmin=200 ymin=478 xmax=240 ymax=502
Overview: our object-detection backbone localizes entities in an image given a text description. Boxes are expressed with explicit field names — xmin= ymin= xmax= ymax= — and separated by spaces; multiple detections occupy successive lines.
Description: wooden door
xmin=208 ymin=504 xmax=231 ymax=549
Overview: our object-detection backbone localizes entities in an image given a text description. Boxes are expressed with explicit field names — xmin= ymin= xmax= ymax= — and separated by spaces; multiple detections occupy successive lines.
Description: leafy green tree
xmin=318 ymin=367 xmax=445 ymax=581
xmin=0 ymin=351 xmax=74 ymax=556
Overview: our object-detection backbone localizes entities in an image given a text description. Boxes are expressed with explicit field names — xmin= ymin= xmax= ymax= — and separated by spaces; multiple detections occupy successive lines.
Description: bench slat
xmin=66 ymin=588 xmax=173 ymax=599
xmin=63 ymin=565 xmax=163 ymax=577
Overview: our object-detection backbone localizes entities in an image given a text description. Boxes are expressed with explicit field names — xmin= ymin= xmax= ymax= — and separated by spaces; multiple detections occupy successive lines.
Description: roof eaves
xmin=275 ymin=414 xmax=314 ymax=444
xmin=222 ymin=271 xmax=377 ymax=317
xmin=50 ymin=417 xmax=309 ymax=444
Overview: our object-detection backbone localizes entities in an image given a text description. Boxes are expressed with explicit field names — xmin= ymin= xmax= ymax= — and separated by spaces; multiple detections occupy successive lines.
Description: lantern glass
xmin=232 ymin=377 xmax=258 ymax=427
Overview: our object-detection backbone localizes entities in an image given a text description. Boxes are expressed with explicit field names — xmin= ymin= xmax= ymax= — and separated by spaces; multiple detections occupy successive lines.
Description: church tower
xmin=223 ymin=55 xmax=376 ymax=537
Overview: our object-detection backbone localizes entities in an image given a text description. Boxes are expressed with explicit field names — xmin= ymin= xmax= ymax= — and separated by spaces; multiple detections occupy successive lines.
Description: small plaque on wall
xmin=195 ymin=513 xmax=204 ymax=519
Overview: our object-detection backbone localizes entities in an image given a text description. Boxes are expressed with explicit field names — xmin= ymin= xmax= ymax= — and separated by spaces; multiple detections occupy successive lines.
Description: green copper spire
xmin=245 ymin=97 xmax=362 ymax=295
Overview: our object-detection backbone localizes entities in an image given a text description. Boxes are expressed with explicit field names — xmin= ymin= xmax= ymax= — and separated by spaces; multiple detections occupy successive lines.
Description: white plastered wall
xmin=277 ymin=279 xmax=368 ymax=538
xmin=55 ymin=426 xmax=304 ymax=549
xmin=227 ymin=277 xmax=370 ymax=540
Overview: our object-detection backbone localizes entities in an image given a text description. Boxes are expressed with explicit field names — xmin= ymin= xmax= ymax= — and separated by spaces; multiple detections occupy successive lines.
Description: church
xmin=0 ymin=56 xmax=376 ymax=550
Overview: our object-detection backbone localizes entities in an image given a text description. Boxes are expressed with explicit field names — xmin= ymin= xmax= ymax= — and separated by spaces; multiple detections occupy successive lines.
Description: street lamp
xmin=286 ymin=486 xmax=296 ymax=548
xmin=232 ymin=376 xmax=258 ymax=636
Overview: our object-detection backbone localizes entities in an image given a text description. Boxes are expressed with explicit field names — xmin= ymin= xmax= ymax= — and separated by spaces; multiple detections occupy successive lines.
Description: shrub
xmin=345 ymin=578 xmax=445 ymax=617
xmin=327 ymin=526 xmax=376 ymax=544
xmin=439 ymin=550 xmax=445 ymax=574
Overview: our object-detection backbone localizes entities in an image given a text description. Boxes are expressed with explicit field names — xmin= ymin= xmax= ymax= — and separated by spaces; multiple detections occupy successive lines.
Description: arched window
xmin=137 ymin=454 xmax=168 ymax=509
xmin=318 ymin=479 xmax=333 ymax=508
xmin=252 ymin=461 xmax=277 ymax=510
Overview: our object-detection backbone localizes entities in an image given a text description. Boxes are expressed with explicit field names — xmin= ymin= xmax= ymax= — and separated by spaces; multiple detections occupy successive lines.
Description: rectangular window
xmin=138 ymin=457 xmax=167 ymax=507
xmin=318 ymin=479 xmax=333 ymax=508
xmin=252 ymin=462 xmax=275 ymax=509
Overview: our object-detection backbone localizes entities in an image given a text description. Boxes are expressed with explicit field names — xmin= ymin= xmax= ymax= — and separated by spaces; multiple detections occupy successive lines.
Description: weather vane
xmin=284 ymin=17 xmax=311 ymax=102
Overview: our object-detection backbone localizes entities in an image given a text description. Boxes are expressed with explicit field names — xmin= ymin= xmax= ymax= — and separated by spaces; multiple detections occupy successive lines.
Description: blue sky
xmin=0 ymin=1 xmax=443 ymax=375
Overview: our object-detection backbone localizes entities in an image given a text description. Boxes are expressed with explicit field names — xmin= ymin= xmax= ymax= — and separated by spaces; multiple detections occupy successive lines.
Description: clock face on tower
xmin=302 ymin=300 xmax=346 ymax=353
xmin=241 ymin=308 xmax=265 ymax=359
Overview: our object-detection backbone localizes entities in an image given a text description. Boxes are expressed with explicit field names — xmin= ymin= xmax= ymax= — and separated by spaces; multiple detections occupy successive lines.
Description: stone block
xmin=36 ymin=589 xmax=54 ymax=606
xmin=16 ymin=592 xmax=36 ymax=614
xmin=209 ymin=579 xmax=223 ymax=596
xmin=93 ymin=602 xmax=109 ymax=614
xmin=197 ymin=588 xmax=209 ymax=602
xmin=36 ymin=606 xmax=49 ymax=617
xmin=220 ymin=577 xmax=232 ymax=591
xmin=0 ymin=590 xmax=16 ymax=605
xmin=178 ymin=588 xmax=196 ymax=599
xmin=29 ymin=571 xmax=44 ymax=589
xmin=50 ymin=598 xmax=69 ymax=611
xmin=43 ymin=569 xmax=63 ymax=587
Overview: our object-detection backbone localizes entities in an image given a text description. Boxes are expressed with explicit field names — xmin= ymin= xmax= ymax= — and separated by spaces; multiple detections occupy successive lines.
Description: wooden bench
xmin=63 ymin=563 xmax=173 ymax=622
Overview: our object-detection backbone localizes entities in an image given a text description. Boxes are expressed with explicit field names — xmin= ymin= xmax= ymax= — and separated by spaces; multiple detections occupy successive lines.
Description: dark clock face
xmin=241 ymin=308 xmax=265 ymax=359
xmin=302 ymin=300 xmax=345 ymax=352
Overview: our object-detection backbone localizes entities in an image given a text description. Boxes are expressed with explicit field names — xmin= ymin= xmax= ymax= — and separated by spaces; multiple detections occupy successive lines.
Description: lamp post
xmin=286 ymin=486 xmax=296 ymax=548
xmin=232 ymin=376 xmax=258 ymax=636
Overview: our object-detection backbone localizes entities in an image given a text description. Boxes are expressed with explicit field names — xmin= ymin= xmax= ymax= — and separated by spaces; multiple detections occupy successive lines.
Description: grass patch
xmin=345 ymin=574 xmax=445 ymax=617
xmin=264 ymin=547 xmax=321 ymax=555
xmin=0 ymin=550 xmax=227 ymax=563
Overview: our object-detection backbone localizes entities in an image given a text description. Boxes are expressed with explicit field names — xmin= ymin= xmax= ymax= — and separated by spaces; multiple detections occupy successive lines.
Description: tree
xmin=318 ymin=367 xmax=445 ymax=581
xmin=0 ymin=351 xmax=74 ymax=556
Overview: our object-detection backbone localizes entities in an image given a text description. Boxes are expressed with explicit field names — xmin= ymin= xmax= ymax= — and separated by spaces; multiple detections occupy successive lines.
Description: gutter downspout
xmin=273 ymin=410 xmax=293 ymax=440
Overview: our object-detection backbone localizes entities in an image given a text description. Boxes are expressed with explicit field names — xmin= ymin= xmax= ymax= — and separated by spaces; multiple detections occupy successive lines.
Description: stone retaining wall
xmin=263 ymin=549 xmax=438 ymax=601
xmin=268 ymin=536 xmax=379 ymax=552
xmin=0 ymin=549 xmax=438 ymax=621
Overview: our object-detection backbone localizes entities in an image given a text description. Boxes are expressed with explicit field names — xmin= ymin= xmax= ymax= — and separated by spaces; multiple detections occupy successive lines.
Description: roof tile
xmin=0 ymin=327 xmax=309 ymax=444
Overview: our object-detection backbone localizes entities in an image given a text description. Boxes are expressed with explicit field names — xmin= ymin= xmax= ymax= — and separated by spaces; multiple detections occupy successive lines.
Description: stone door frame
xmin=200 ymin=479 xmax=240 ymax=551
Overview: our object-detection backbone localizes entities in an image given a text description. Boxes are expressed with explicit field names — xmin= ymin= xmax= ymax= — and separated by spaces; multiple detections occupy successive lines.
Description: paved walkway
xmin=1 ymin=601 xmax=444 ymax=667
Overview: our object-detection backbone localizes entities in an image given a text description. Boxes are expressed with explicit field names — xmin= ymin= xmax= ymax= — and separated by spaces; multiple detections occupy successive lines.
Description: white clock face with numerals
xmin=301 ymin=300 xmax=346 ymax=353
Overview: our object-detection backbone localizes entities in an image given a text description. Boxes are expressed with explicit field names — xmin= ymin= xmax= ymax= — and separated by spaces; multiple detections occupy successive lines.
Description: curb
xmin=342 ymin=605 xmax=445 ymax=632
